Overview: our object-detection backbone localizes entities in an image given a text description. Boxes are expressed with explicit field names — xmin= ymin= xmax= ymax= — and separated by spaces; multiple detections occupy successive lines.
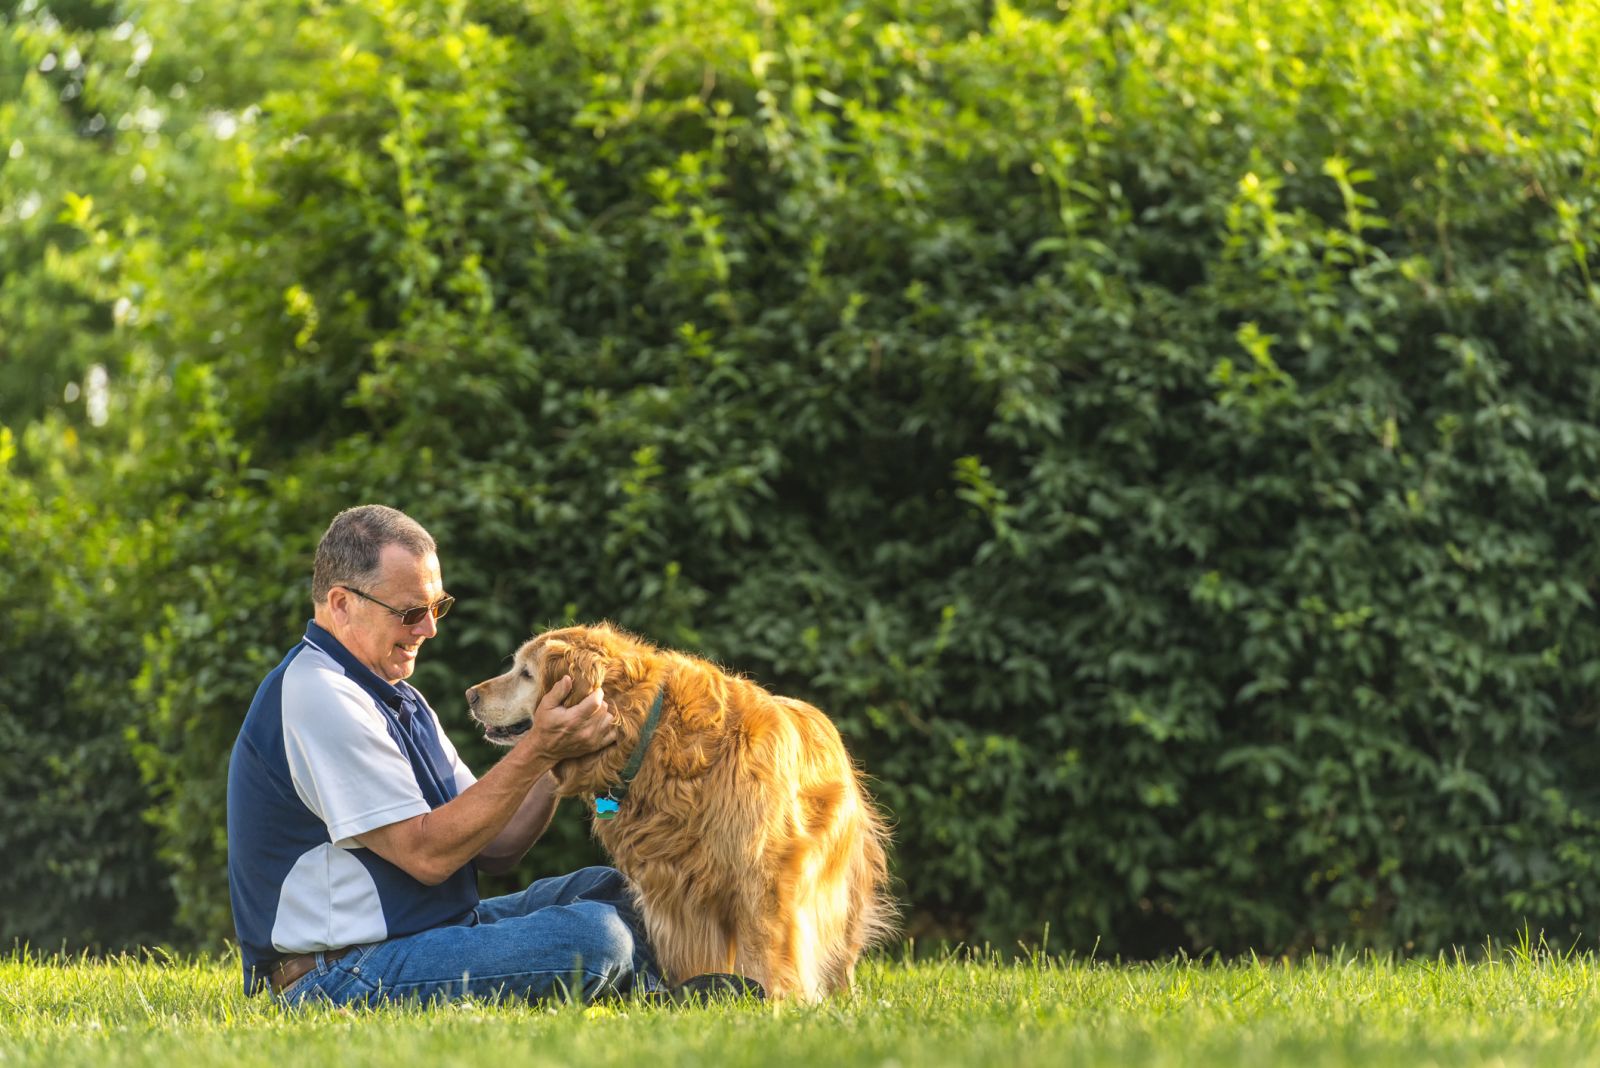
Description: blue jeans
xmin=279 ymin=866 xmax=664 ymax=1007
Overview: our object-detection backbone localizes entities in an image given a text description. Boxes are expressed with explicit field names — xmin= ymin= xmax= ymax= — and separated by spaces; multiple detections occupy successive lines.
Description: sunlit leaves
xmin=7 ymin=0 xmax=1600 ymax=956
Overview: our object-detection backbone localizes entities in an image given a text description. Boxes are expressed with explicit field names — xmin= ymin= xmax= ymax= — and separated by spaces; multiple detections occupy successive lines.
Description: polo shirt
xmin=226 ymin=620 xmax=480 ymax=994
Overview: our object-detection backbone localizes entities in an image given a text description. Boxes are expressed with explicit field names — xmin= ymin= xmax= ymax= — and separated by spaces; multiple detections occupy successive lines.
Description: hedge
xmin=4 ymin=0 xmax=1600 ymax=955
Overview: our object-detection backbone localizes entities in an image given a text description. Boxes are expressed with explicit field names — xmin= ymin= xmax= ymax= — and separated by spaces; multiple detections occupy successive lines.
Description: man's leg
xmin=474 ymin=866 xmax=640 ymax=926
xmin=478 ymin=867 xmax=762 ymax=1004
xmin=282 ymin=871 xmax=661 ymax=1007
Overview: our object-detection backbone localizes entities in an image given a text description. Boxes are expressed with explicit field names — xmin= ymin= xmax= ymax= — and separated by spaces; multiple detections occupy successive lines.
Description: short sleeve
xmin=281 ymin=664 xmax=432 ymax=847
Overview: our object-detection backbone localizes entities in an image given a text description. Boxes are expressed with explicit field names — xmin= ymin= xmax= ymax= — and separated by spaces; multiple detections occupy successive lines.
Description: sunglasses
xmin=337 ymin=585 xmax=455 ymax=626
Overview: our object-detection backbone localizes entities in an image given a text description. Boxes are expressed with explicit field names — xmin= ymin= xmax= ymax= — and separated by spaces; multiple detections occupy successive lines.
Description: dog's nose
xmin=466 ymin=687 xmax=480 ymax=709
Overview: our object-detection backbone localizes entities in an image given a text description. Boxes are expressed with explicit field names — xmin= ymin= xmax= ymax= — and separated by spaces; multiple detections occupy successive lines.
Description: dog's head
xmin=466 ymin=623 xmax=646 ymax=792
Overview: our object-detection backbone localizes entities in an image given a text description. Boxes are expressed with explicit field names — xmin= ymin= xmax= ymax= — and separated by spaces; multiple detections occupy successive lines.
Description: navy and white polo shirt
xmin=227 ymin=620 xmax=480 ymax=994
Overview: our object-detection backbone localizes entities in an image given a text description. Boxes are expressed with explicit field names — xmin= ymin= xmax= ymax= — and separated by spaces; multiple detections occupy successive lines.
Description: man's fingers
xmin=578 ymin=705 xmax=614 ymax=739
xmin=536 ymin=675 xmax=574 ymax=714
xmin=529 ymin=679 xmax=618 ymax=759
xmin=561 ymin=709 xmax=615 ymax=757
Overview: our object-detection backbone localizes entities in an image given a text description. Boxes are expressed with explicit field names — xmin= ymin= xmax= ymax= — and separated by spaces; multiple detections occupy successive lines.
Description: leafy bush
xmin=6 ymin=0 xmax=1600 ymax=954
xmin=0 ymin=429 xmax=175 ymax=950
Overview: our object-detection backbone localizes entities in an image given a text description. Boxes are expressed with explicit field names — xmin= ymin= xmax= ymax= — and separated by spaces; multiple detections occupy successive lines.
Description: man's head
xmin=311 ymin=505 xmax=449 ymax=684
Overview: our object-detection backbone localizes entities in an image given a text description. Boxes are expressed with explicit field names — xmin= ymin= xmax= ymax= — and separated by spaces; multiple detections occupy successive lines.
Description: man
xmin=226 ymin=504 xmax=661 ymax=1005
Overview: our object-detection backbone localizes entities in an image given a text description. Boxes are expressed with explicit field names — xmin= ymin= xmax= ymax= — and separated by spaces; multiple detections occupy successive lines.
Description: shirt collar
xmin=302 ymin=619 xmax=408 ymax=712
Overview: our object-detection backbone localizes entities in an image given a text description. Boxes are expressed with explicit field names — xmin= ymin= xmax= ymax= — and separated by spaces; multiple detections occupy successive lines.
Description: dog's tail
xmin=827 ymin=769 xmax=898 ymax=994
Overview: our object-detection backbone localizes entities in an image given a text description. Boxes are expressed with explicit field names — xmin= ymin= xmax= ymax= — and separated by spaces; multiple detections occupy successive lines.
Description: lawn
xmin=5 ymin=942 xmax=1600 ymax=1067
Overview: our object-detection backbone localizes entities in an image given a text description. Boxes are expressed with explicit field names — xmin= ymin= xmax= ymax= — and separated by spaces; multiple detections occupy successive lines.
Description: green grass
xmin=7 ymin=943 xmax=1600 ymax=1067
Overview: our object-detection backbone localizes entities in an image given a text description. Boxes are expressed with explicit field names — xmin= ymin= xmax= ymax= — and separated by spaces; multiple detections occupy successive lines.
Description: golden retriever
xmin=466 ymin=623 xmax=893 ymax=1001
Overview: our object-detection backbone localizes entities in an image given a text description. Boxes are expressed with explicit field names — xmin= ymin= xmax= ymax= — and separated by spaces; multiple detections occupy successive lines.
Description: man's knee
xmin=567 ymin=865 xmax=629 ymax=899
xmin=572 ymin=901 xmax=639 ymax=968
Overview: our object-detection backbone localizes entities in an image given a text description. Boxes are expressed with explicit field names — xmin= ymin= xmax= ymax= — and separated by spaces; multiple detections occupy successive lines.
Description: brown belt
xmin=270 ymin=946 xmax=357 ymax=994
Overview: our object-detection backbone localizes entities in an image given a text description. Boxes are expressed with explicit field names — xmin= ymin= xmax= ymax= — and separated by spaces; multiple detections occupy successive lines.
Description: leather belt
xmin=270 ymin=946 xmax=356 ymax=994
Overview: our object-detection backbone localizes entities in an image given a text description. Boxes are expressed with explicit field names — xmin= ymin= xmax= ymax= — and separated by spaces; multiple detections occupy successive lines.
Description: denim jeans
xmin=279 ymin=866 xmax=663 ymax=1007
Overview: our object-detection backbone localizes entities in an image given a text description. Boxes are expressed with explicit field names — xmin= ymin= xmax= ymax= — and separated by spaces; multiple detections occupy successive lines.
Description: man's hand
xmin=521 ymin=675 xmax=615 ymax=762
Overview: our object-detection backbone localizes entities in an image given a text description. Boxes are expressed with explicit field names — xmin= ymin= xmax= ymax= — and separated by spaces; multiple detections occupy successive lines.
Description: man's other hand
xmin=524 ymin=675 xmax=615 ymax=761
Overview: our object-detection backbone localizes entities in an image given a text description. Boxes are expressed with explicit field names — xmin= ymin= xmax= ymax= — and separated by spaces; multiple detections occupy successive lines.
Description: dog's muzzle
xmin=483 ymin=719 xmax=532 ymax=744
xmin=467 ymin=684 xmax=534 ymax=744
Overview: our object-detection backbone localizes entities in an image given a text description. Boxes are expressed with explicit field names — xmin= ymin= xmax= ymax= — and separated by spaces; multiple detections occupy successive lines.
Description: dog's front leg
xmin=643 ymin=903 xmax=736 ymax=985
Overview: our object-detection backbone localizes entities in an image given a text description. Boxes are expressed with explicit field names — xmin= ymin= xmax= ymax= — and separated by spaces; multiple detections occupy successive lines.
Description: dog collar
xmin=594 ymin=684 xmax=666 ymax=820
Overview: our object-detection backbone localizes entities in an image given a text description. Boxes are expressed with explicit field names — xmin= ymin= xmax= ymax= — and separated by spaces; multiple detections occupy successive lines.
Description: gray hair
xmin=311 ymin=505 xmax=436 ymax=604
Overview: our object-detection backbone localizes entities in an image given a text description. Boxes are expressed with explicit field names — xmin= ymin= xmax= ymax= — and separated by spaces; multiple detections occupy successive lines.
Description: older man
xmin=226 ymin=504 xmax=661 ymax=1005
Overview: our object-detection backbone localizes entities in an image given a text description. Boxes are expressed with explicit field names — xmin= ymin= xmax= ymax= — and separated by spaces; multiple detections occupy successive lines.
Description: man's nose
xmin=414 ymin=609 xmax=439 ymax=639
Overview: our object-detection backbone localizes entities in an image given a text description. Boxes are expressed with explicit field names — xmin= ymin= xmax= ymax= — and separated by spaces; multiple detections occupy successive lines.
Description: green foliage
xmin=6 ymin=0 xmax=1600 ymax=955
xmin=0 ymin=428 xmax=174 ymax=949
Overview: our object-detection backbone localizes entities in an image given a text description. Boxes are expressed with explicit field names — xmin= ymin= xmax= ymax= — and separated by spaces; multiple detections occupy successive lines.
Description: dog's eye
xmin=521 ymin=667 xmax=533 ymax=680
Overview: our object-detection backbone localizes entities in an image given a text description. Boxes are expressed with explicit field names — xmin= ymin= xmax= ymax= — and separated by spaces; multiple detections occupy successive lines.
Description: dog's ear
xmin=540 ymin=638 xmax=609 ymax=705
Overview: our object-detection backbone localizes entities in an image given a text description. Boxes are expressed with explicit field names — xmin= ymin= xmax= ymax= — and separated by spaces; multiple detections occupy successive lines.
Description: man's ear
xmin=324 ymin=587 xmax=356 ymax=627
xmin=540 ymin=640 xmax=608 ymax=704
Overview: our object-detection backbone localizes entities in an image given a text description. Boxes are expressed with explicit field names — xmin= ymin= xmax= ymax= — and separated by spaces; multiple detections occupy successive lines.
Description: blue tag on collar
xmin=594 ymin=796 xmax=620 ymax=820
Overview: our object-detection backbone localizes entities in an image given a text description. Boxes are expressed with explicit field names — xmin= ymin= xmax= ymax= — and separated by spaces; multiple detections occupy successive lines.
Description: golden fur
xmin=467 ymin=623 xmax=894 ymax=1001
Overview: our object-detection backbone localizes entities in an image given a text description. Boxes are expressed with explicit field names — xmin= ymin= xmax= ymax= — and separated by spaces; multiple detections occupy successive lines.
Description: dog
xmin=466 ymin=622 xmax=894 ymax=1001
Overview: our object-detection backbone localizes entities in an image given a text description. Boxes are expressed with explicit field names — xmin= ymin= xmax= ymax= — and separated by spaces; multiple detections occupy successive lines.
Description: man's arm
xmin=356 ymin=677 xmax=608 ymax=885
xmin=474 ymin=771 xmax=561 ymax=876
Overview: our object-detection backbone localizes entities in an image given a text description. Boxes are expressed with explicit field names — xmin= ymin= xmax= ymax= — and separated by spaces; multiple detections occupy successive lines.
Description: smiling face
xmin=321 ymin=543 xmax=445 ymax=684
